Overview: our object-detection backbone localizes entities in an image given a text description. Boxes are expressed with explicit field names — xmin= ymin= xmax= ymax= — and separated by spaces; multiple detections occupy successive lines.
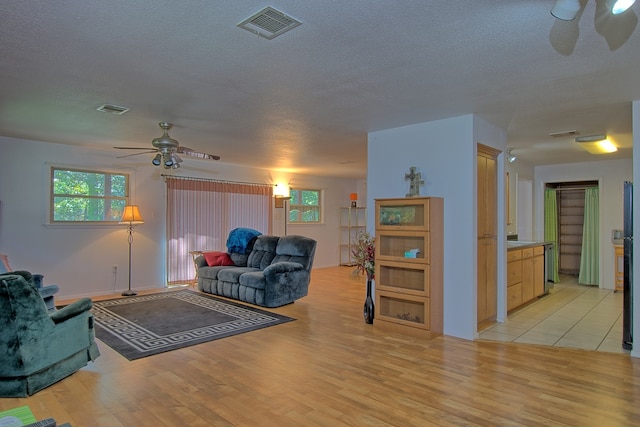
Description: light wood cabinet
xmin=477 ymin=145 xmax=499 ymax=326
xmin=374 ymin=197 xmax=443 ymax=338
xmin=507 ymin=245 xmax=546 ymax=312
xmin=615 ymin=245 xmax=624 ymax=292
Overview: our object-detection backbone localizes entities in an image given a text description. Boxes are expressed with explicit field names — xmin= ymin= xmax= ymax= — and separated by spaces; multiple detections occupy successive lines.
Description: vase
xmin=364 ymin=274 xmax=374 ymax=324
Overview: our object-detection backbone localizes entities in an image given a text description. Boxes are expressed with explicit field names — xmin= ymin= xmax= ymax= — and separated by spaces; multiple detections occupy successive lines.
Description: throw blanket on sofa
xmin=226 ymin=228 xmax=262 ymax=254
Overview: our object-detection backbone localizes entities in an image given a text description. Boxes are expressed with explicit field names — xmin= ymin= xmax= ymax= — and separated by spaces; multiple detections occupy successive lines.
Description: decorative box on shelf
xmin=374 ymin=197 xmax=443 ymax=338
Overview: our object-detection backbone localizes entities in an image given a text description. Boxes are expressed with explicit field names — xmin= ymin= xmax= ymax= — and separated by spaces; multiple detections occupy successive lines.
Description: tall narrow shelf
xmin=374 ymin=197 xmax=443 ymax=338
xmin=339 ymin=206 xmax=367 ymax=266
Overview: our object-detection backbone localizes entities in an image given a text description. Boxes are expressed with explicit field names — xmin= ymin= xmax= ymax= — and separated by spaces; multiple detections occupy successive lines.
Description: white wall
xmin=533 ymin=159 xmax=632 ymax=290
xmin=632 ymin=99 xmax=639 ymax=359
xmin=368 ymin=114 xmax=507 ymax=339
xmin=0 ymin=136 xmax=360 ymax=299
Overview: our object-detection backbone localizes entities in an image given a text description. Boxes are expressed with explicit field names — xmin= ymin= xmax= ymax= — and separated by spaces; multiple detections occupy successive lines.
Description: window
xmin=289 ymin=188 xmax=321 ymax=223
xmin=50 ymin=167 xmax=129 ymax=223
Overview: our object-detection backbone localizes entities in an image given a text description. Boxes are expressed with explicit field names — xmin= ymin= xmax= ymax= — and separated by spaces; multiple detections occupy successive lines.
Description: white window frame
xmin=49 ymin=166 xmax=131 ymax=224
xmin=288 ymin=188 xmax=322 ymax=224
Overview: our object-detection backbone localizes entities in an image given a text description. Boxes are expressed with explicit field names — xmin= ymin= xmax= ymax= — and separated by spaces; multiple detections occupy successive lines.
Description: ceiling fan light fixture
xmin=607 ymin=0 xmax=636 ymax=14
xmin=551 ymin=0 xmax=581 ymax=20
xmin=152 ymin=153 xmax=162 ymax=166
xmin=507 ymin=149 xmax=517 ymax=163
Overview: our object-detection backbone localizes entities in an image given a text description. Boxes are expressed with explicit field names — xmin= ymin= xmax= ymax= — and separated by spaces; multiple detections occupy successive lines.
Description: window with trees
xmin=50 ymin=167 xmax=129 ymax=223
xmin=289 ymin=188 xmax=321 ymax=223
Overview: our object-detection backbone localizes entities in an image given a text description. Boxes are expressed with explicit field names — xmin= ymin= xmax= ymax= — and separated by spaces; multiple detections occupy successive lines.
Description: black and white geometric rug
xmin=91 ymin=290 xmax=295 ymax=360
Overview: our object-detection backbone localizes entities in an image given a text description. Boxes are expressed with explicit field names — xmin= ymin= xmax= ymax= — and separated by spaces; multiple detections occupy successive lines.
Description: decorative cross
xmin=404 ymin=166 xmax=424 ymax=197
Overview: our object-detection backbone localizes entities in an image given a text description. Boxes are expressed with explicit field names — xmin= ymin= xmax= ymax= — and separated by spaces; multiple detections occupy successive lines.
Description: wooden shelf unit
xmin=374 ymin=197 xmax=443 ymax=338
xmin=339 ymin=206 xmax=367 ymax=266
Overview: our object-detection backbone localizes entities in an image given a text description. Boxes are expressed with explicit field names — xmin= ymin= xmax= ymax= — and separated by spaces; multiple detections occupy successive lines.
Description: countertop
xmin=506 ymin=241 xmax=554 ymax=251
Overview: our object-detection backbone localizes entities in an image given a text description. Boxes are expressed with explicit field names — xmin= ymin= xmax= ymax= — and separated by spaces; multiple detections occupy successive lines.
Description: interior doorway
xmin=546 ymin=181 xmax=598 ymax=276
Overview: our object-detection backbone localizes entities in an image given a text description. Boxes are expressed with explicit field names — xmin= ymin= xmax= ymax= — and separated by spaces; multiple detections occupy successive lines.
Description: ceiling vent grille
xmin=237 ymin=6 xmax=302 ymax=40
xmin=97 ymin=104 xmax=130 ymax=115
xmin=549 ymin=130 xmax=578 ymax=138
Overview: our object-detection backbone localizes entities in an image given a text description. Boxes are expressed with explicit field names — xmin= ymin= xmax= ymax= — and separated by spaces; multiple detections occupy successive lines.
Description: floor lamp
xmin=120 ymin=205 xmax=144 ymax=296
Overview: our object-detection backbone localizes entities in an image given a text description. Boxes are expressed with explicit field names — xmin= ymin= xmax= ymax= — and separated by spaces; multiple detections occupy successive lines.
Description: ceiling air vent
xmin=237 ymin=6 xmax=302 ymax=40
xmin=97 ymin=104 xmax=130 ymax=115
xmin=549 ymin=130 xmax=578 ymax=138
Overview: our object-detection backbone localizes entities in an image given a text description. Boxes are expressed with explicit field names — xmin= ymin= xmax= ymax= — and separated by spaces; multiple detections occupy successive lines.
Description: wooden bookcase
xmin=374 ymin=197 xmax=443 ymax=338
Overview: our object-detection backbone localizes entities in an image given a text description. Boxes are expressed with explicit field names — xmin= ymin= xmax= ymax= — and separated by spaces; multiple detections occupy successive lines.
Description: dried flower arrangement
xmin=351 ymin=230 xmax=375 ymax=279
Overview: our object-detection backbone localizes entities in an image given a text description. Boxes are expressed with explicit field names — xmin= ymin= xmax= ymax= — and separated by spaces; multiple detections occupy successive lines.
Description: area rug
xmin=91 ymin=290 xmax=295 ymax=360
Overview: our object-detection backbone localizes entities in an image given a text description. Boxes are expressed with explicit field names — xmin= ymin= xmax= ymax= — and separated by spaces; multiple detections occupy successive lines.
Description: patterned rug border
xmin=91 ymin=289 xmax=295 ymax=360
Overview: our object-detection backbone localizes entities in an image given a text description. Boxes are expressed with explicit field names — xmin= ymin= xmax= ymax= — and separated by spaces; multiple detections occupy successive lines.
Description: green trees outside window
xmin=289 ymin=189 xmax=321 ymax=223
xmin=51 ymin=167 xmax=129 ymax=222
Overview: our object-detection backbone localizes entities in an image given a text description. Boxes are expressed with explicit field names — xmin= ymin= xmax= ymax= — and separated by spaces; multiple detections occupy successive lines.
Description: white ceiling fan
xmin=114 ymin=122 xmax=220 ymax=169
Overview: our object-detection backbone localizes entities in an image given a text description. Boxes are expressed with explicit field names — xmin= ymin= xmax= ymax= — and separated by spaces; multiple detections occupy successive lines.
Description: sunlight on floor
xmin=478 ymin=275 xmax=629 ymax=354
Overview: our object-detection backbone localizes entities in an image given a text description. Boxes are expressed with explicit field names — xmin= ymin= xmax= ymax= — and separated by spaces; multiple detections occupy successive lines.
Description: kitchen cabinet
xmin=615 ymin=245 xmax=624 ymax=292
xmin=477 ymin=144 xmax=499 ymax=326
xmin=507 ymin=244 xmax=546 ymax=312
xmin=374 ymin=197 xmax=443 ymax=338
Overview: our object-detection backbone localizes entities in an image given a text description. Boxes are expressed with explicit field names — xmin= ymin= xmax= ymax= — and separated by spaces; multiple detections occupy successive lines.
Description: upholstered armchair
xmin=0 ymin=254 xmax=59 ymax=311
xmin=0 ymin=273 xmax=100 ymax=397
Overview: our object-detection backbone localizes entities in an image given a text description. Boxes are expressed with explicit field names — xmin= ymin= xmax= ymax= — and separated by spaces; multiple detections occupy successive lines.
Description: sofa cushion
xmin=246 ymin=236 xmax=279 ymax=269
xmin=199 ymin=265 xmax=234 ymax=280
xmin=238 ymin=271 xmax=266 ymax=290
xmin=203 ymin=251 xmax=234 ymax=267
xmin=217 ymin=267 xmax=260 ymax=283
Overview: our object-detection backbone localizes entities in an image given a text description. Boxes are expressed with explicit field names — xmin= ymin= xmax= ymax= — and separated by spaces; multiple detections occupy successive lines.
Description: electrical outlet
xmin=112 ymin=265 xmax=118 ymax=273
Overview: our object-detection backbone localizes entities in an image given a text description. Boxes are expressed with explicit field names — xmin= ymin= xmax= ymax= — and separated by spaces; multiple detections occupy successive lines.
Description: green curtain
xmin=544 ymin=189 xmax=560 ymax=282
xmin=579 ymin=187 xmax=599 ymax=285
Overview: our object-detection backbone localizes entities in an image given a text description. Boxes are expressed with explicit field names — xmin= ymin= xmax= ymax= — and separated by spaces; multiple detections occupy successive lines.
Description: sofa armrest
xmin=50 ymin=298 xmax=93 ymax=324
xmin=195 ymin=255 xmax=208 ymax=268
xmin=263 ymin=261 xmax=304 ymax=275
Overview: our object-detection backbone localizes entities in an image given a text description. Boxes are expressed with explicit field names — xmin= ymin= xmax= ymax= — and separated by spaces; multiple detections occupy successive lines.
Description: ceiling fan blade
xmin=177 ymin=146 xmax=221 ymax=160
xmin=116 ymin=150 xmax=157 ymax=159
xmin=113 ymin=146 xmax=158 ymax=150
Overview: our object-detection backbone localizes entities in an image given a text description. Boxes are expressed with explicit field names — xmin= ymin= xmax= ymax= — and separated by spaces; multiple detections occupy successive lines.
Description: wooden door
xmin=477 ymin=145 xmax=499 ymax=326
xmin=533 ymin=253 xmax=545 ymax=296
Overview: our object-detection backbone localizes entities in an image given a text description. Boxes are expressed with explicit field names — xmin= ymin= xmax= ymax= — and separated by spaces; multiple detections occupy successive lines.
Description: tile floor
xmin=478 ymin=275 xmax=629 ymax=354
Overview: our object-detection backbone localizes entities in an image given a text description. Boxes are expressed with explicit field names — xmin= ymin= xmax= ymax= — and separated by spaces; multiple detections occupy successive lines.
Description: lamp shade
xmin=551 ymin=0 xmax=581 ymax=20
xmin=350 ymin=193 xmax=358 ymax=201
xmin=274 ymin=183 xmax=290 ymax=198
xmin=120 ymin=205 xmax=144 ymax=224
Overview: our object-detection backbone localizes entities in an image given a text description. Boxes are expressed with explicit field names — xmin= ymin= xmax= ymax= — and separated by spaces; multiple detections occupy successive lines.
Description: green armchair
xmin=0 ymin=273 xmax=100 ymax=397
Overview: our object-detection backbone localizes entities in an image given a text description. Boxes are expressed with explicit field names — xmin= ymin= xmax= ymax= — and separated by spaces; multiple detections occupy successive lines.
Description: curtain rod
xmin=161 ymin=174 xmax=272 ymax=187
xmin=547 ymin=186 xmax=598 ymax=191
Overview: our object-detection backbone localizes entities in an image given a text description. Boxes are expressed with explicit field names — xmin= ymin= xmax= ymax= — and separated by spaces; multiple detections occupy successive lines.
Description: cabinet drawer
xmin=376 ymin=291 xmax=430 ymax=330
xmin=507 ymin=260 xmax=522 ymax=286
xmin=507 ymin=249 xmax=522 ymax=262
xmin=376 ymin=261 xmax=429 ymax=296
xmin=534 ymin=245 xmax=544 ymax=256
xmin=522 ymin=248 xmax=534 ymax=258
xmin=507 ymin=283 xmax=523 ymax=311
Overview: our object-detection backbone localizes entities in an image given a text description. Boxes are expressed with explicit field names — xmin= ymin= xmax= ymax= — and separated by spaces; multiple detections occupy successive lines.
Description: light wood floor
xmin=2 ymin=266 xmax=639 ymax=426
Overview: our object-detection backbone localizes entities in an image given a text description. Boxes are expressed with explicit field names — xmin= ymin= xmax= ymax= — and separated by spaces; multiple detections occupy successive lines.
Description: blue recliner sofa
xmin=196 ymin=232 xmax=317 ymax=308
xmin=0 ymin=273 xmax=100 ymax=397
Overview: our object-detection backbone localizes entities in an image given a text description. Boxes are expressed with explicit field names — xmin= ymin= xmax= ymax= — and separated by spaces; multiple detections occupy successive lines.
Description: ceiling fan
xmin=114 ymin=122 xmax=220 ymax=169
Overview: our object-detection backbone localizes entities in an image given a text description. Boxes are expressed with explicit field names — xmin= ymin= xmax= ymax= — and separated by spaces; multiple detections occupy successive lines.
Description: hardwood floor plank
xmin=2 ymin=266 xmax=639 ymax=426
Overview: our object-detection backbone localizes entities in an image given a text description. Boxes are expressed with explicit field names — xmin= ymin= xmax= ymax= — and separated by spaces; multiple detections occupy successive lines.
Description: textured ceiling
xmin=0 ymin=1 xmax=638 ymax=178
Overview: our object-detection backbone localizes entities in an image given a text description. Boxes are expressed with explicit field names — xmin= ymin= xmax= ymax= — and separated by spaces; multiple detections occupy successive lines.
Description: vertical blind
xmin=165 ymin=176 xmax=273 ymax=285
